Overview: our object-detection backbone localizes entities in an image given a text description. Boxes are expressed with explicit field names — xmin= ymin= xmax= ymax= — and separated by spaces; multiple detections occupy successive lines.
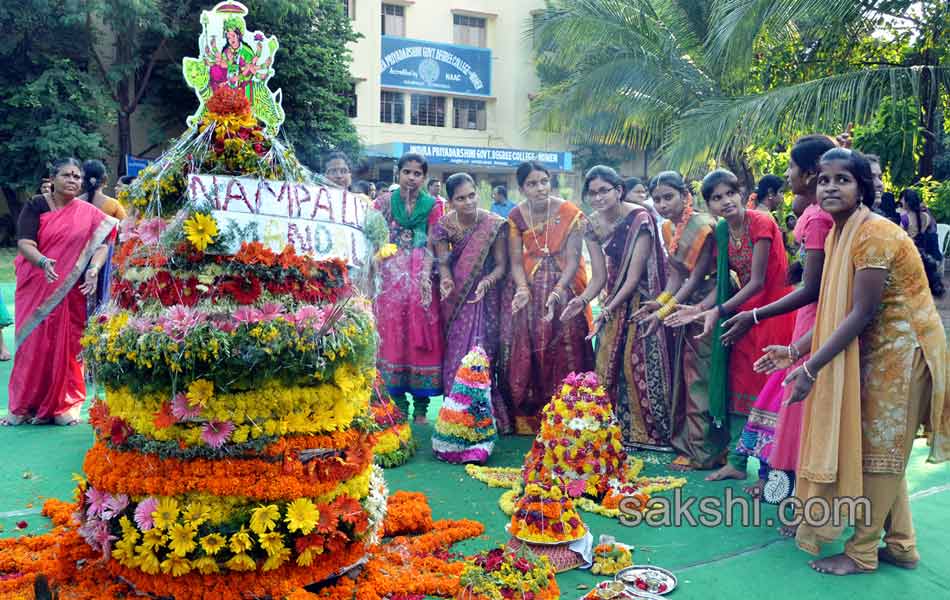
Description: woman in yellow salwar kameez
xmin=780 ymin=148 xmax=949 ymax=575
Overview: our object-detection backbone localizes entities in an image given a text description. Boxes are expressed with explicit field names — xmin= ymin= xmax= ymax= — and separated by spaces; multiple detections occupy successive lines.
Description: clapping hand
xmin=782 ymin=366 xmax=814 ymax=405
xmin=468 ymin=278 xmax=491 ymax=304
xmin=511 ymin=288 xmax=530 ymax=313
xmin=440 ymin=277 xmax=454 ymax=300
xmin=753 ymin=345 xmax=795 ymax=374
xmin=79 ymin=267 xmax=99 ymax=296
xmin=631 ymin=300 xmax=661 ymax=323
xmin=663 ymin=304 xmax=701 ymax=328
xmin=720 ymin=311 xmax=755 ymax=346
xmin=560 ymin=297 xmax=586 ymax=321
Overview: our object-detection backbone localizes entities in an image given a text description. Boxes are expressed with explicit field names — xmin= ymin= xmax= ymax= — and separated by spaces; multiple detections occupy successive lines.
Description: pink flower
xmin=101 ymin=494 xmax=129 ymax=520
xmin=171 ymin=393 xmax=202 ymax=421
xmin=129 ymin=317 xmax=153 ymax=333
xmin=293 ymin=305 xmax=326 ymax=329
xmin=160 ymin=306 xmax=206 ymax=341
xmin=80 ymin=519 xmax=116 ymax=558
xmin=257 ymin=302 xmax=285 ymax=321
xmin=134 ymin=497 xmax=158 ymax=531
xmin=85 ymin=488 xmax=109 ymax=517
xmin=201 ymin=420 xmax=235 ymax=448
xmin=136 ymin=218 xmax=167 ymax=244
xmin=234 ymin=306 xmax=262 ymax=323
xmin=566 ymin=479 xmax=587 ymax=498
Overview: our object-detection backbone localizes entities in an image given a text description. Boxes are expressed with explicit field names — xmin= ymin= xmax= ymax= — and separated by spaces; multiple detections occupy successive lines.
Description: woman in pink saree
xmin=3 ymin=158 xmax=117 ymax=426
xmin=433 ymin=173 xmax=510 ymax=432
xmin=374 ymin=153 xmax=444 ymax=423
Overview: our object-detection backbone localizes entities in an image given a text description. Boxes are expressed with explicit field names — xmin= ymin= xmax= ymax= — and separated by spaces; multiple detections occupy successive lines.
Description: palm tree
xmin=531 ymin=0 xmax=949 ymax=178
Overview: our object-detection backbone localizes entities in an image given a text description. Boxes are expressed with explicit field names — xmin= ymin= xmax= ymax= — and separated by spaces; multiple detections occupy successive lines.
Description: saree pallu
xmin=8 ymin=200 xmax=117 ymax=420
xmin=436 ymin=213 xmax=510 ymax=433
xmin=375 ymin=193 xmax=444 ymax=397
xmin=666 ymin=213 xmax=729 ymax=466
xmin=499 ymin=202 xmax=593 ymax=435
xmin=595 ymin=208 xmax=673 ymax=450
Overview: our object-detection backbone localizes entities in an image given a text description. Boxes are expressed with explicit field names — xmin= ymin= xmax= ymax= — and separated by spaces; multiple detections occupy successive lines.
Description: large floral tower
xmin=74 ymin=3 xmax=386 ymax=597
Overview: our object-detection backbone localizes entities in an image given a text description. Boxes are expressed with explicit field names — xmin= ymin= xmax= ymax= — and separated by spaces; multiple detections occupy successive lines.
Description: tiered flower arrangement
xmin=467 ymin=372 xmax=686 ymax=519
xmin=509 ymin=482 xmax=586 ymax=545
xmin=66 ymin=82 xmax=389 ymax=598
xmin=371 ymin=375 xmax=417 ymax=468
xmin=590 ymin=543 xmax=633 ymax=575
xmin=432 ymin=346 xmax=497 ymax=465
xmin=456 ymin=547 xmax=559 ymax=600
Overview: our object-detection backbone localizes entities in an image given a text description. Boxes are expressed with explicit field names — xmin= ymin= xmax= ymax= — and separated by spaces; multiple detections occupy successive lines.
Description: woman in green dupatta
xmin=374 ymin=153 xmax=445 ymax=423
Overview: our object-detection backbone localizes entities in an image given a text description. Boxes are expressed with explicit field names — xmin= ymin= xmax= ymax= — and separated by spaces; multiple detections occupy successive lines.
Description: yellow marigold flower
xmin=160 ymin=554 xmax=192 ymax=577
xmin=225 ymin=552 xmax=257 ymax=572
xmin=186 ymin=379 xmax=214 ymax=408
xmin=229 ymin=527 xmax=253 ymax=553
xmin=167 ymin=523 xmax=197 ymax=557
xmin=250 ymin=504 xmax=280 ymax=535
xmin=296 ymin=548 xmax=316 ymax=567
xmin=193 ymin=556 xmax=220 ymax=575
xmin=183 ymin=213 xmax=218 ymax=252
xmin=152 ymin=497 xmax=180 ymax=530
xmin=137 ymin=550 xmax=161 ymax=574
xmin=284 ymin=498 xmax=319 ymax=534
xmin=262 ymin=546 xmax=291 ymax=571
xmin=182 ymin=500 xmax=210 ymax=525
xmin=118 ymin=516 xmax=140 ymax=543
xmin=200 ymin=533 xmax=226 ymax=556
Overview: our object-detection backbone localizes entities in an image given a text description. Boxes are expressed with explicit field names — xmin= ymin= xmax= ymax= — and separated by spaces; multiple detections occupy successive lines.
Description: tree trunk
xmin=917 ymin=60 xmax=938 ymax=179
xmin=117 ymin=110 xmax=132 ymax=175
xmin=723 ymin=150 xmax=755 ymax=193
xmin=114 ymin=13 xmax=134 ymax=176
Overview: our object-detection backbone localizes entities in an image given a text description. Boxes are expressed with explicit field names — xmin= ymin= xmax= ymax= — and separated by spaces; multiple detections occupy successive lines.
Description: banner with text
xmin=380 ymin=36 xmax=491 ymax=97
xmin=402 ymin=142 xmax=572 ymax=171
xmin=187 ymin=174 xmax=368 ymax=265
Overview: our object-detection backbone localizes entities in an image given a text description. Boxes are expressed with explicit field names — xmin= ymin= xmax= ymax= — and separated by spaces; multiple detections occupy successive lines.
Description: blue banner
xmin=126 ymin=155 xmax=150 ymax=177
xmin=398 ymin=142 xmax=572 ymax=171
xmin=380 ymin=36 xmax=491 ymax=97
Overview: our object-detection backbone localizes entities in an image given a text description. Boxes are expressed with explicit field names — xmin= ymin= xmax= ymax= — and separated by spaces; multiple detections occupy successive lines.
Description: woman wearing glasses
xmin=499 ymin=161 xmax=594 ymax=434
xmin=562 ymin=166 xmax=673 ymax=450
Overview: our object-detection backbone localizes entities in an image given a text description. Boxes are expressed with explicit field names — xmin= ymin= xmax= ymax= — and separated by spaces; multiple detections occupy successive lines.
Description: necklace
xmin=454 ymin=209 xmax=481 ymax=236
xmin=729 ymin=213 xmax=747 ymax=249
xmin=523 ymin=197 xmax=552 ymax=254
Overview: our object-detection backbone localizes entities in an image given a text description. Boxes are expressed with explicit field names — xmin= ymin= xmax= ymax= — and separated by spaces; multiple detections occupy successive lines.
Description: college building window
xmin=453 ymin=99 xmax=486 ymax=130
xmin=453 ymin=14 xmax=486 ymax=47
xmin=341 ymin=0 xmax=355 ymax=19
xmin=382 ymin=4 xmax=405 ymax=36
xmin=380 ymin=91 xmax=404 ymax=124
xmin=410 ymin=94 xmax=445 ymax=127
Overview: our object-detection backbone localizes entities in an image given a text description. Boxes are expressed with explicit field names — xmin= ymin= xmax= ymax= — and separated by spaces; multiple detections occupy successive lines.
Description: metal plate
xmin=615 ymin=565 xmax=677 ymax=595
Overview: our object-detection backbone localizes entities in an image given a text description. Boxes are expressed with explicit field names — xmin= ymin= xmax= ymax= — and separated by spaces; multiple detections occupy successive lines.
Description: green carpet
xmin=1 ymin=283 xmax=949 ymax=598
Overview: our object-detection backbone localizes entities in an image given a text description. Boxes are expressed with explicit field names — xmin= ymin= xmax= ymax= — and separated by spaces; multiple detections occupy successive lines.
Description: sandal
xmin=670 ymin=455 xmax=698 ymax=472
xmin=0 ymin=414 xmax=27 ymax=426
xmin=53 ymin=415 xmax=82 ymax=426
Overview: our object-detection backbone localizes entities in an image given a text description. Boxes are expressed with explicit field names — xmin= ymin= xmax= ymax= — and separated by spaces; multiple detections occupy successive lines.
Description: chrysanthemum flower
xmin=284 ymin=498 xmax=320 ymax=534
xmin=186 ymin=379 xmax=214 ymax=408
xmin=182 ymin=213 xmax=218 ymax=251
xmin=200 ymin=533 xmax=226 ymax=556
xmin=201 ymin=420 xmax=235 ymax=448
xmin=250 ymin=504 xmax=280 ymax=535
xmin=167 ymin=523 xmax=197 ymax=557
xmin=160 ymin=554 xmax=192 ymax=577
xmin=152 ymin=497 xmax=180 ymax=530
xmin=134 ymin=497 xmax=159 ymax=531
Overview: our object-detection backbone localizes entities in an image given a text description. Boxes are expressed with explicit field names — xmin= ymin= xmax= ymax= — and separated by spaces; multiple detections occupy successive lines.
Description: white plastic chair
xmin=937 ymin=223 xmax=950 ymax=275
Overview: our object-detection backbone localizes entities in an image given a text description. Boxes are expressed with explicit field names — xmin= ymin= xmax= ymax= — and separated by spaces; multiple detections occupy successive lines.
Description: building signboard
xmin=380 ymin=35 xmax=492 ymax=97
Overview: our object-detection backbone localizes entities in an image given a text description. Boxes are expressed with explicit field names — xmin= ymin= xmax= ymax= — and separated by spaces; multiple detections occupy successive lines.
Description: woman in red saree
xmin=3 ymin=158 xmax=117 ymax=426
xmin=433 ymin=173 xmax=510 ymax=432
xmin=499 ymin=161 xmax=594 ymax=435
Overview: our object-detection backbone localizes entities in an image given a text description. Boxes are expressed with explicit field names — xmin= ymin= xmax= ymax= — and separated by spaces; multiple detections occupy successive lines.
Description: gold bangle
xmin=656 ymin=304 xmax=675 ymax=320
xmin=657 ymin=291 xmax=673 ymax=304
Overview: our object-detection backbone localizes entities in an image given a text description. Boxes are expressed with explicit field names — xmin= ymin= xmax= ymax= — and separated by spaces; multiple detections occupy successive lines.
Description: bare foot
xmin=744 ymin=480 xmax=765 ymax=498
xmin=670 ymin=455 xmax=696 ymax=472
xmin=53 ymin=415 xmax=81 ymax=426
xmin=413 ymin=415 xmax=427 ymax=425
xmin=705 ymin=464 xmax=746 ymax=481
xmin=878 ymin=547 xmax=918 ymax=570
xmin=779 ymin=524 xmax=798 ymax=538
xmin=29 ymin=417 xmax=51 ymax=425
xmin=0 ymin=347 xmax=11 ymax=361
xmin=0 ymin=414 xmax=26 ymax=426
xmin=809 ymin=554 xmax=872 ymax=576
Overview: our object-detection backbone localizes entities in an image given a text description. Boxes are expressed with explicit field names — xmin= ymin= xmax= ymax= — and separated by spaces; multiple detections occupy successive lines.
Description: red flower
xmin=218 ymin=275 xmax=262 ymax=305
xmin=109 ymin=418 xmax=134 ymax=445
xmin=153 ymin=402 xmax=176 ymax=430
xmin=513 ymin=557 xmax=532 ymax=574
xmin=178 ymin=277 xmax=202 ymax=307
xmin=483 ymin=548 xmax=504 ymax=572
xmin=112 ymin=280 xmax=137 ymax=310
xmin=551 ymin=522 xmax=564 ymax=534
xmin=16 ymin=520 xmax=27 ymax=530
xmin=142 ymin=271 xmax=181 ymax=306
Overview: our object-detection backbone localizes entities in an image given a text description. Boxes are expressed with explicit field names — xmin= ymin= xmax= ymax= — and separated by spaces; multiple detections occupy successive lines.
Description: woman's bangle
xmin=550 ymin=290 xmax=562 ymax=304
xmin=788 ymin=344 xmax=800 ymax=362
xmin=656 ymin=301 xmax=678 ymax=320
xmin=38 ymin=256 xmax=48 ymax=269
xmin=752 ymin=308 xmax=760 ymax=325
xmin=657 ymin=291 xmax=673 ymax=304
xmin=801 ymin=362 xmax=817 ymax=382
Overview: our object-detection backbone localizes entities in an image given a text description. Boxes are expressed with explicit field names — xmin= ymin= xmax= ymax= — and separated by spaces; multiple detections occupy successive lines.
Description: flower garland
xmin=83 ymin=435 xmax=375 ymax=501
xmin=383 ymin=491 xmax=434 ymax=537
xmin=83 ymin=301 xmax=373 ymax=394
xmin=373 ymin=423 xmax=417 ymax=468
xmin=99 ymin=377 xmax=371 ymax=446
xmin=509 ymin=482 xmax=586 ymax=544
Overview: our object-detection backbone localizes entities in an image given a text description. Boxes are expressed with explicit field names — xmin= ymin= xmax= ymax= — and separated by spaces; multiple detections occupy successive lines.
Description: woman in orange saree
xmin=498 ymin=161 xmax=594 ymax=435
xmin=4 ymin=158 xmax=117 ymax=426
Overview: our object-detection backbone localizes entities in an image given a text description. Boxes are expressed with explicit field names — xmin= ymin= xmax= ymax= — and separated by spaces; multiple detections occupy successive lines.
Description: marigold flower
xmin=200 ymin=533 xmax=226 ymax=556
xmin=160 ymin=554 xmax=192 ymax=577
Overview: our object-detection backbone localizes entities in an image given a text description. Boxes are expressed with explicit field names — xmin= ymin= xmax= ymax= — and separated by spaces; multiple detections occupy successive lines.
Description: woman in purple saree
xmin=433 ymin=173 xmax=510 ymax=432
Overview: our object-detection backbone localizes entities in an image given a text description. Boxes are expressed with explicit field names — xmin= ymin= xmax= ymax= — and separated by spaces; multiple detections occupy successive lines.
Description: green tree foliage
xmin=532 ymin=0 xmax=949 ymax=179
xmin=0 ymin=2 xmax=112 ymax=193
xmin=853 ymin=96 xmax=922 ymax=187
